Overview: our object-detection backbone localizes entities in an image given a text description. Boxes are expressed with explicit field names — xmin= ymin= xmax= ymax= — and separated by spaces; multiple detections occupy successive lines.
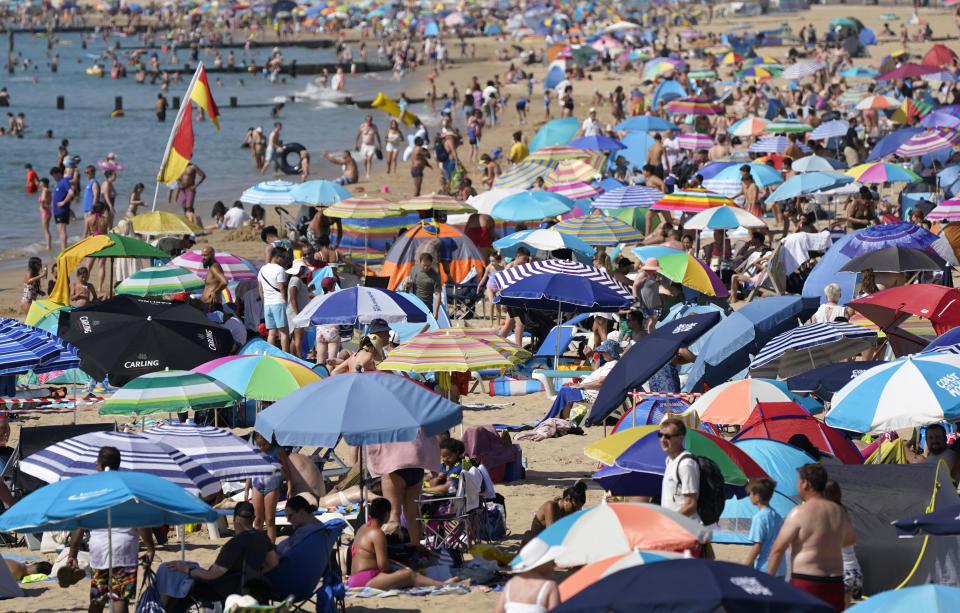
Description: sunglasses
xmin=657 ymin=431 xmax=682 ymax=439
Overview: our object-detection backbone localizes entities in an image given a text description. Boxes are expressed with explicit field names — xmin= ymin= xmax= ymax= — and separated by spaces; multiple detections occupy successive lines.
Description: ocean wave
xmin=291 ymin=83 xmax=350 ymax=104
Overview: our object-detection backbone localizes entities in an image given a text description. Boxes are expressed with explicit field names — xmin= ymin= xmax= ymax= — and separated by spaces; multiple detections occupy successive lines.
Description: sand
xmin=1 ymin=4 xmax=957 ymax=611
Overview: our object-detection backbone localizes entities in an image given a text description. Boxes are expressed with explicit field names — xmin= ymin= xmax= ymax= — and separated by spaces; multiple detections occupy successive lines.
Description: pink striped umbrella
xmin=895 ymin=129 xmax=960 ymax=157
xmin=547 ymin=181 xmax=605 ymax=200
xmin=171 ymin=250 xmax=258 ymax=280
xmin=677 ymin=133 xmax=716 ymax=150
xmin=926 ymin=199 xmax=960 ymax=222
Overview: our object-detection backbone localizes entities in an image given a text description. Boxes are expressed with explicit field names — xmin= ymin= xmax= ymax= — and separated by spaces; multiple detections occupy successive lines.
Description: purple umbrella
xmin=838 ymin=222 xmax=939 ymax=258
xmin=876 ymin=62 xmax=940 ymax=81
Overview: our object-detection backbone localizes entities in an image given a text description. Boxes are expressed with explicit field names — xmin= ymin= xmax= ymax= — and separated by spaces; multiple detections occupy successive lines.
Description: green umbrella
xmin=571 ymin=45 xmax=600 ymax=67
xmin=763 ymin=118 xmax=813 ymax=134
xmin=116 ymin=266 xmax=205 ymax=297
xmin=829 ymin=17 xmax=862 ymax=30
xmin=688 ymin=69 xmax=718 ymax=80
xmin=100 ymin=370 xmax=240 ymax=416
xmin=85 ymin=234 xmax=169 ymax=259
xmin=880 ymin=13 xmax=900 ymax=21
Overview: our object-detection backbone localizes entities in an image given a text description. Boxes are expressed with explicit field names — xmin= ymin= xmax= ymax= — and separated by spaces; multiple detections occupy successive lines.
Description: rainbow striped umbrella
xmin=644 ymin=59 xmax=679 ymax=79
xmin=393 ymin=193 xmax=475 ymax=212
xmin=526 ymin=145 xmax=593 ymax=162
xmin=192 ymin=355 xmax=322 ymax=401
xmin=763 ymin=118 xmax=812 ymax=133
xmin=171 ymin=250 xmax=257 ymax=280
xmin=846 ymin=162 xmax=921 ymax=183
xmin=116 ymin=266 xmax=205 ymax=297
xmin=664 ymin=97 xmax=724 ymax=115
xmin=493 ymin=158 xmax=556 ymax=189
xmin=677 ymin=133 xmax=715 ymax=150
xmin=555 ymin=209 xmax=644 ymax=245
xmin=895 ymin=129 xmax=960 ymax=157
xmin=378 ymin=328 xmax=529 ymax=373
xmin=728 ymin=116 xmax=769 ymax=136
xmin=323 ymin=196 xmax=396 ymax=218
xmin=926 ymin=199 xmax=960 ymax=222
xmin=737 ymin=66 xmax=780 ymax=81
xmin=650 ymin=188 xmax=733 ymax=213
xmin=631 ymin=245 xmax=729 ymax=297
xmin=543 ymin=155 xmax=606 ymax=185
xmin=100 ymin=369 xmax=240 ymax=416
xmin=856 ymin=94 xmax=900 ymax=110
xmin=744 ymin=55 xmax=782 ymax=67
xmin=547 ymin=181 xmax=605 ymax=200
xmin=891 ymin=98 xmax=935 ymax=125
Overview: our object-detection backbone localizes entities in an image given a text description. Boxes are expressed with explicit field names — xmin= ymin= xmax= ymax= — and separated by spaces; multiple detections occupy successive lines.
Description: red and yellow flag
xmin=157 ymin=100 xmax=194 ymax=184
xmin=190 ymin=64 xmax=220 ymax=130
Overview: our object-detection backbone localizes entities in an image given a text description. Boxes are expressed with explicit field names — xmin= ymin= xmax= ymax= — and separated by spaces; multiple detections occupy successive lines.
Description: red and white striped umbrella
xmin=895 ymin=129 xmax=960 ymax=157
xmin=926 ymin=199 xmax=960 ymax=222
xmin=677 ymin=133 xmax=716 ymax=150
xmin=728 ymin=116 xmax=769 ymax=137
xmin=547 ymin=181 xmax=605 ymax=200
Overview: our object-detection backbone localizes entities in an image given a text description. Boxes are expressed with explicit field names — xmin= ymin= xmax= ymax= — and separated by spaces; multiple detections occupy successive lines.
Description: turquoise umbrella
xmin=530 ymin=117 xmax=580 ymax=152
xmin=289 ymin=180 xmax=351 ymax=205
xmin=491 ymin=191 xmax=575 ymax=221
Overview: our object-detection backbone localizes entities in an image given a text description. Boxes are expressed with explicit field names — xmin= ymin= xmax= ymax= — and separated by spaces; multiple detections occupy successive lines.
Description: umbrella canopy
xmin=838 ymin=221 xmax=938 ymax=258
xmin=543 ymin=155 xmax=606 ymax=186
xmin=554 ymin=559 xmax=834 ymax=613
xmin=554 ymin=210 xmax=643 ymax=245
xmin=511 ymin=503 xmax=711 ymax=571
xmin=192 ymin=354 xmax=321 ymax=401
xmin=566 ymin=135 xmax=625 ymax=151
xmin=846 ymin=162 xmax=921 ymax=183
xmin=734 ymin=402 xmax=863 ymax=463
xmin=876 ymin=62 xmax=940 ymax=81
xmin=392 ymin=193 xmax=473 ymax=213
xmin=663 ymin=97 xmax=724 ymax=115
xmin=692 ymin=379 xmax=794 ymax=426
xmin=650 ymin=188 xmax=733 ymax=213
xmin=592 ymin=185 xmax=663 ymax=209
xmin=614 ymin=116 xmax=678 ymax=132
xmin=749 ymin=322 xmax=878 ymax=380
xmin=848 ymin=585 xmax=960 ymax=612
xmin=895 ymin=128 xmax=960 ymax=157
xmin=702 ymin=163 xmax=783 ymax=197
xmin=547 ymin=181 xmax=604 ymax=200
xmin=493 ymin=158 xmax=557 ymax=190
xmin=766 ymin=172 xmax=853 ymax=202
xmin=926 ymin=199 xmax=960 ymax=221
xmin=24 ymin=299 xmax=70 ymax=329
xmin=288 ymin=180 xmax=352 ymax=205
xmin=557 ymin=550 xmax=682 ymax=602
xmin=171 ymin=249 xmax=257 ymax=280
xmin=529 ymin=117 xmax=580 ymax=151
xmin=141 ymin=424 xmax=278 ymax=481
xmin=494 ymin=228 xmax=595 ymax=258
xmin=0 ymin=319 xmax=75 ymax=376
xmin=100 ymin=369 xmax=240 ymax=416
xmin=240 ymin=180 xmax=297 ymax=205
xmin=808 ymin=119 xmax=850 ymax=139
xmin=379 ymin=221 xmax=485 ymax=290
xmin=82 ymin=233 xmax=169 ymax=259
xmin=323 ymin=196 xmax=396 ymax=219
xmin=855 ymin=94 xmax=900 ymax=110
xmin=894 ymin=504 xmax=960 ymax=537
xmin=682 ymin=205 xmax=766 ymax=230
xmin=866 ymin=127 xmax=925 ymax=161
xmin=20 ymin=430 xmax=221 ymax=496
xmin=728 ymin=116 xmax=770 ymax=137
xmin=58 ymin=295 xmax=234 ymax=385
xmin=254 ymin=371 xmax=462 ymax=447
xmin=292 ymin=285 xmax=427 ymax=326
xmin=631 ymin=246 xmax=729 ymax=297
xmin=747 ymin=135 xmax=811 ymax=154
xmin=0 ymin=470 xmax=217 ymax=533
xmin=826 ymin=354 xmax=960 ymax=433
xmin=129 ymin=211 xmax=205 ymax=237
xmin=491 ymin=190 xmax=574 ymax=221
xmin=923 ymin=44 xmax=959 ymax=67
xmin=676 ymin=133 xmax=715 ymax=150
xmin=526 ymin=145 xmax=592 ymax=162
xmin=921 ymin=105 xmax=960 ymax=129
xmin=764 ymin=118 xmax=813 ymax=133
xmin=791 ymin=155 xmax=848 ymax=172
xmin=838 ymin=84 xmax=871 ymax=106
xmin=780 ymin=61 xmax=826 ymax=79
xmin=838 ymin=246 xmax=945 ymax=273
xmin=786 ymin=360 xmax=887 ymax=402
xmin=493 ymin=259 xmax=631 ymax=309
xmin=115 ymin=265 xmax=205 ymax=297
xmin=378 ymin=328 xmax=528 ymax=372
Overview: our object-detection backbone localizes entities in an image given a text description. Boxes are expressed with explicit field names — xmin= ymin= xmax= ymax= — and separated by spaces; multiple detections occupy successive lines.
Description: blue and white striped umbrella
xmin=791 ymin=155 xmax=848 ymax=173
xmin=780 ymin=61 xmax=826 ymax=80
xmin=749 ymin=322 xmax=878 ymax=380
xmin=826 ymin=354 xmax=960 ymax=434
xmin=591 ymin=185 xmax=663 ymax=209
xmin=240 ymin=180 xmax=297 ymax=206
xmin=494 ymin=228 xmax=595 ymax=258
xmin=0 ymin=319 xmax=77 ymax=376
xmin=292 ymin=285 xmax=428 ymax=326
xmin=493 ymin=259 xmax=631 ymax=308
xmin=19 ymin=431 xmax=221 ymax=496
xmin=492 ymin=158 xmax=556 ymax=190
xmin=808 ymin=119 xmax=849 ymax=140
xmin=142 ymin=424 xmax=279 ymax=481
xmin=683 ymin=205 xmax=766 ymax=230
xmin=747 ymin=135 xmax=812 ymax=154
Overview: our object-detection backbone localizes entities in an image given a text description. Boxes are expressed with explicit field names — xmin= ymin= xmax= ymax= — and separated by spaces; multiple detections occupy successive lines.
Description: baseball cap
xmin=368 ymin=319 xmax=390 ymax=334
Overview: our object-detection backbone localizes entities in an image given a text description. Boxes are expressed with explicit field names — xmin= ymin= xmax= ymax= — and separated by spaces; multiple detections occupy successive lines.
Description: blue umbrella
xmin=614 ymin=116 xmax=679 ymax=132
xmin=702 ymin=163 xmax=783 ymax=196
xmin=893 ymin=504 xmax=960 ymax=536
xmin=658 ymin=302 xmax=728 ymax=376
xmin=802 ymin=229 xmax=865 ymax=306
xmin=684 ymin=296 xmax=817 ymax=392
xmin=567 ymin=134 xmax=626 ymax=151
xmin=0 ymin=320 xmax=75 ymax=376
xmin=491 ymin=190 xmax=574 ymax=221
xmin=529 ymin=117 xmax=580 ymax=152
xmin=697 ymin=161 xmax=742 ymax=180
xmin=586 ymin=312 xmax=721 ymax=426
xmin=766 ymin=172 xmax=853 ymax=203
xmin=785 ymin=361 xmax=886 ymax=401
xmin=495 ymin=271 xmax=631 ymax=312
xmin=293 ymin=285 xmax=427 ymax=326
xmin=254 ymin=372 xmax=462 ymax=447
xmin=650 ymin=79 xmax=687 ymax=110
xmin=749 ymin=322 xmax=878 ymax=379
xmin=608 ymin=131 xmax=655 ymax=170
xmin=838 ymin=221 xmax=938 ymax=258
xmin=866 ymin=127 xmax=924 ymax=162
xmin=791 ymin=154 xmax=848 ymax=172
xmin=554 ymin=559 xmax=834 ymax=613
xmin=808 ymin=119 xmax=849 ymax=140
xmin=544 ymin=65 xmax=565 ymax=91
xmin=846 ymin=585 xmax=960 ymax=611
xmin=239 ymin=180 xmax=297 ymax=206
xmin=923 ymin=327 xmax=960 ymax=354
xmin=840 ymin=66 xmax=879 ymax=78
xmin=289 ymin=180 xmax=351 ymax=205
xmin=591 ymin=185 xmax=662 ymax=209
xmin=494 ymin=228 xmax=595 ymax=258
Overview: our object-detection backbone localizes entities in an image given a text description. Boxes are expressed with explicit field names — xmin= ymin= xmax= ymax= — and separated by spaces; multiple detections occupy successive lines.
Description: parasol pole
xmin=554 ymin=301 xmax=563 ymax=369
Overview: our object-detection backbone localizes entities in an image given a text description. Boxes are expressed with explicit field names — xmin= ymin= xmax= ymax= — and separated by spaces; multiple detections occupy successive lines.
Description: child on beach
xmin=744 ymin=477 xmax=785 ymax=577
xmin=70 ymin=266 xmax=97 ymax=306
xmin=21 ymin=257 xmax=47 ymax=314
xmin=423 ymin=437 xmax=469 ymax=496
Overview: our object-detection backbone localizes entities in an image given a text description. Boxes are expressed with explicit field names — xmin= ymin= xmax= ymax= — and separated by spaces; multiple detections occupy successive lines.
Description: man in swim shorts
xmin=262 ymin=122 xmax=282 ymax=175
xmin=354 ymin=115 xmax=382 ymax=180
xmin=177 ymin=161 xmax=206 ymax=225
xmin=322 ymin=150 xmax=358 ymax=186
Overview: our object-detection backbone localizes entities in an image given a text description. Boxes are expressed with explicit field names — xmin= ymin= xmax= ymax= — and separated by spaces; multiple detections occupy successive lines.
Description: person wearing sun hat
xmin=633 ymin=257 xmax=668 ymax=335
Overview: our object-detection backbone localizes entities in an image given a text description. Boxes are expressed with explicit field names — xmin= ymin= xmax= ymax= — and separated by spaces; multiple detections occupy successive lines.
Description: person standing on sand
xmin=50 ymin=166 xmax=74 ymax=251
xmin=258 ymin=247 xmax=290 ymax=353
xmin=354 ymin=115 xmax=382 ymax=181
xmin=658 ymin=417 xmax=700 ymax=521
xmin=410 ymin=136 xmax=431 ymax=197
xmin=177 ymin=161 xmax=205 ymax=225
xmin=767 ymin=463 xmax=855 ymax=613
xmin=200 ymin=246 xmax=227 ymax=311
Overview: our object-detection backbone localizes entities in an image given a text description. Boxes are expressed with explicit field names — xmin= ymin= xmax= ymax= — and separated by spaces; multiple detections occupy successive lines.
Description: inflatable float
xmin=371 ymin=92 xmax=419 ymax=126
xmin=98 ymin=154 xmax=124 ymax=170
xmin=85 ymin=65 xmax=103 ymax=76
xmin=278 ymin=143 xmax=306 ymax=175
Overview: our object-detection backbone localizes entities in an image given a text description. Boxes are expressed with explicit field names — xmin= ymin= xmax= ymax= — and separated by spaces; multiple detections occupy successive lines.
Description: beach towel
xmin=346 ymin=584 xmax=470 ymax=598
xmin=513 ymin=418 xmax=577 ymax=442
xmin=488 ymin=377 xmax=543 ymax=397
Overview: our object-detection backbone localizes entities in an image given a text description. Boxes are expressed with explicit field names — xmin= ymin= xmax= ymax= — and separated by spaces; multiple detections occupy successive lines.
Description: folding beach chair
xmin=746 ymin=243 xmax=787 ymax=301
xmin=445 ymin=268 xmax=481 ymax=321
xmin=417 ymin=466 xmax=485 ymax=552
xmin=266 ymin=519 xmax=348 ymax=612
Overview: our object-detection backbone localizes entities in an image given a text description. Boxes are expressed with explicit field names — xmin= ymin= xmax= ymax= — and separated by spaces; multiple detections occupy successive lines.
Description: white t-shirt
xmin=810 ymin=303 xmax=848 ymax=323
xmin=663 ymin=136 xmax=680 ymax=169
xmin=223 ymin=206 xmax=251 ymax=229
xmin=661 ymin=451 xmax=700 ymax=523
xmin=482 ymin=85 xmax=498 ymax=105
xmin=581 ymin=359 xmax=617 ymax=403
xmin=581 ymin=117 xmax=602 ymax=137
xmin=258 ymin=263 xmax=287 ymax=306
xmin=89 ymin=527 xmax=139 ymax=569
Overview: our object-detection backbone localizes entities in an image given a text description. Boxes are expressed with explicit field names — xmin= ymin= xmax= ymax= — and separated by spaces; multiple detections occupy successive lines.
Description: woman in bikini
xmin=101 ymin=169 xmax=118 ymax=226
xmin=384 ymin=120 xmax=404 ymax=174
xmin=37 ymin=177 xmax=52 ymax=250
xmin=21 ymin=257 xmax=46 ymax=314
xmin=520 ymin=481 xmax=587 ymax=546
xmin=127 ymin=182 xmax=145 ymax=218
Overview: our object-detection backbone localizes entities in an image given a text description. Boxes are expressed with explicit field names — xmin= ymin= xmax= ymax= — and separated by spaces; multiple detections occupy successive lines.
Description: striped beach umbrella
xmin=664 ymin=97 xmax=724 ymax=115
xmin=492 ymin=158 xmax=556 ymax=190
xmin=926 ymin=199 xmax=960 ymax=221
xmin=744 ymin=55 xmax=781 ymax=67
xmin=779 ymin=61 xmax=825 ymax=79
xmin=895 ymin=128 xmax=960 ymax=157
xmin=683 ymin=205 xmax=766 ymax=230
xmin=393 ymin=193 xmax=475 ymax=212
xmin=100 ymin=369 xmax=240 ymax=416
xmin=171 ymin=249 xmax=257 ymax=280
xmin=19 ymin=430 xmax=221 ymax=496
xmin=677 ymin=133 xmax=715 ymax=150
xmin=0 ymin=320 xmax=74 ymax=376
xmin=808 ymin=119 xmax=850 ymax=140
xmin=558 ymin=550 xmax=682 ymax=602
xmin=728 ymin=116 xmax=769 ymax=136
xmin=747 ymin=135 xmax=811 ymax=154
xmin=855 ymin=94 xmax=900 ymax=110
xmin=838 ymin=85 xmax=871 ymax=107
xmin=547 ymin=181 xmax=604 ymax=200
xmin=763 ymin=118 xmax=812 ymax=134
xmin=378 ymin=328 xmax=528 ymax=373
xmin=323 ymin=196 xmax=396 ymax=218
xmin=644 ymin=59 xmax=679 ymax=79
xmin=650 ymin=188 xmax=734 ymax=213
xmin=749 ymin=322 xmax=879 ymax=380
xmin=921 ymin=105 xmax=960 ymax=129
xmin=846 ymin=162 xmax=921 ymax=183
xmin=543 ymin=155 xmax=606 ymax=185
xmin=141 ymin=424 xmax=280 ymax=481
xmin=687 ymin=69 xmax=717 ymax=80
xmin=555 ymin=209 xmax=644 ymax=245
xmin=592 ymin=185 xmax=663 ymax=209
xmin=129 ymin=211 xmax=205 ymax=237
xmin=192 ymin=354 xmax=321 ymax=401
xmin=736 ymin=66 xmax=780 ymax=81
xmin=239 ymin=180 xmax=297 ymax=206
xmin=526 ymin=145 xmax=593 ymax=162
xmin=116 ymin=266 xmax=205 ymax=297
xmin=494 ymin=260 xmax=630 ymax=302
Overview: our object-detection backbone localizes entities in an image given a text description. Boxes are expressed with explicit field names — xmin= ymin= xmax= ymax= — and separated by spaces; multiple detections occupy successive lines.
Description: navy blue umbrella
xmin=567 ymin=135 xmax=626 ymax=151
xmin=586 ymin=312 xmax=721 ymax=426
xmin=893 ymin=503 xmax=960 ymax=536
xmin=922 ymin=327 xmax=960 ymax=354
xmin=866 ymin=127 xmax=924 ymax=162
xmin=786 ymin=361 xmax=886 ymax=401
xmin=554 ymin=559 xmax=834 ymax=613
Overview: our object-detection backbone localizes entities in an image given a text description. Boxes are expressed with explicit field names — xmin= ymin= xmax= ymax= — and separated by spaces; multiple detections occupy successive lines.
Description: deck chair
xmin=746 ymin=243 xmax=787 ymax=301
xmin=445 ymin=268 xmax=481 ymax=321
xmin=266 ymin=519 xmax=348 ymax=612
xmin=417 ymin=466 xmax=484 ymax=552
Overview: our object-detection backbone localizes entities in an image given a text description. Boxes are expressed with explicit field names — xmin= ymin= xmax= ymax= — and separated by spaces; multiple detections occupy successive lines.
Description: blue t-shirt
xmin=52 ymin=177 xmax=72 ymax=216
xmin=749 ymin=506 xmax=786 ymax=576
xmin=83 ymin=179 xmax=99 ymax=213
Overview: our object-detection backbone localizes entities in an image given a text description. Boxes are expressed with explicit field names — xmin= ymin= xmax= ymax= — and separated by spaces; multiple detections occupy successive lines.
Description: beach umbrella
xmin=0 ymin=320 xmax=74 ymax=376
xmin=736 ymin=66 xmax=780 ymax=82
xmin=845 ymin=162 xmax=921 ymax=183
xmin=129 ymin=211 xmax=205 ymax=237
xmin=786 ymin=361 xmax=887 ymax=401
xmin=763 ymin=118 xmax=812 ymax=133
xmin=838 ymin=84 xmax=870 ymax=107
xmin=58 ymin=295 xmax=233 ymax=386
xmin=650 ymin=188 xmax=733 ymax=213
xmin=837 ymin=221 xmax=937 ymax=258
xmin=466 ymin=188 xmax=524 ymax=215
xmin=494 ymin=260 xmax=632 ymax=311
xmin=690 ymin=379 xmax=793 ymax=426
xmin=676 ymin=133 xmax=715 ymax=150
xmin=698 ymin=162 xmax=742 ymax=180
xmin=614 ymin=116 xmax=678 ymax=132
xmin=69 ymin=233 xmax=167 ymax=259
xmin=766 ymin=172 xmax=854 ymax=203
xmin=840 ymin=66 xmax=879 ymax=78
xmin=240 ymin=180 xmax=297 ymax=205
xmin=141 ymin=423 xmax=282 ymax=481
xmin=921 ymin=105 xmax=960 ymax=129
xmin=115 ymin=265 xmax=204 ymax=297
xmin=554 ymin=559 xmax=834 ymax=613
xmin=866 ymin=127 xmax=925 ymax=161
xmin=171 ymin=249 xmax=257 ymax=280
xmin=922 ymin=71 xmax=959 ymax=83
xmin=292 ymin=285 xmax=426 ymax=326
xmin=927 ymin=199 xmax=960 ymax=221
xmin=99 ymin=369 xmax=240 ymax=416
xmin=609 ymin=397 xmax=694 ymax=434
xmin=557 ymin=550 xmax=682 ymax=602
xmin=543 ymin=155 xmax=607 ymax=185
xmin=378 ymin=328 xmax=528 ymax=373
xmin=554 ymin=210 xmax=643 ymax=245
xmin=491 ymin=190 xmax=574 ymax=221
xmin=749 ymin=322 xmax=878 ymax=380
xmin=392 ymin=193 xmax=474 ymax=213
xmin=854 ymin=94 xmax=900 ymax=110
xmin=631 ymin=246 xmax=729 ymax=297
xmin=895 ymin=128 xmax=960 ymax=157
xmin=526 ymin=145 xmax=592 ymax=162
xmin=663 ymin=96 xmax=723 ymax=115
xmin=288 ymin=180 xmax=351 ymax=205
xmin=379 ymin=220 xmax=484 ymax=290
xmin=747 ymin=135 xmax=811 ymax=154
xmin=192 ymin=354 xmax=320 ymax=401
xmin=780 ymin=61 xmax=825 ymax=79
xmin=566 ymin=135 xmax=625 ymax=151
xmin=894 ymin=503 xmax=960 ymax=536
xmin=790 ymin=155 xmax=848 ymax=172
xmin=592 ymin=185 xmax=663 ymax=209
xmin=492 ymin=158 xmax=556 ymax=189
xmin=733 ymin=439 xmax=817 ymax=497
xmin=848 ymin=283 xmax=960 ymax=335
xmin=323 ymin=196 xmax=394 ymax=219
xmin=24 ymin=299 xmax=71 ymax=333
xmin=644 ymin=59 xmax=679 ymax=79
xmin=923 ymin=44 xmax=958 ymax=67
xmin=808 ymin=119 xmax=849 ymax=140
xmin=20 ymin=430 xmax=221 ymax=496
xmin=603 ymin=20 xmax=641 ymax=32
xmin=827 ymin=354 xmax=960 ymax=433
xmin=728 ymin=116 xmax=769 ymax=137
xmin=702 ymin=163 xmax=783 ymax=196
xmin=494 ymin=228 xmax=595 ymax=258
xmin=547 ymin=181 xmax=604 ymax=200
xmin=876 ymin=62 xmax=940 ymax=81
xmin=683 ymin=205 xmax=765 ymax=230
xmin=838 ymin=246 xmax=945 ymax=273
xmin=848 ymin=585 xmax=960 ymax=612
xmin=734 ymin=401 xmax=863 ymax=463
xmin=255 ymin=371 xmax=461 ymax=447
xmin=529 ymin=117 xmax=580 ymax=152
xmin=510 ymin=503 xmax=711 ymax=571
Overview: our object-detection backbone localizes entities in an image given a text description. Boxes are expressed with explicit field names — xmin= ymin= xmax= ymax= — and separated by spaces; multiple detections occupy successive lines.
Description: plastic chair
xmin=266 ymin=519 xmax=348 ymax=612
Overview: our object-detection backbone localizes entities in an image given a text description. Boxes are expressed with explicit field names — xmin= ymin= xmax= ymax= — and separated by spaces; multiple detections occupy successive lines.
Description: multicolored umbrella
xmin=239 ymin=180 xmax=297 ymax=206
xmin=543 ymin=155 xmax=606 ymax=185
xmin=393 ymin=193 xmax=474 ymax=212
xmin=644 ymin=59 xmax=679 ymax=79
xmin=683 ymin=205 xmax=766 ymax=230
xmin=838 ymin=84 xmax=871 ymax=106
xmin=926 ymin=199 xmax=960 ymax=221
xmin=492 ymin=158 xmax=556 ymax=189
xmin=839 ymin=221 xmax=937 ymax=258
xmin=921 ymin=105 xmax=960 ymax=129
xmin=81 ymin=234 xmax=168 ymax=259
xmin=855 ymin=94 xmax=900 ymax=110
xmin=526 ymin=145 xmax=592 ymax=162
xmin=129 ymin=211 xmax=205 ymax=237
xmin=676 ymin=133 xmax=715 ymax=150
xmin=737 ymin=66 xmax=780 ymax=82
xmin=690 ymin=379 xmax=793 ymax=426
xmin=890 ymin=98 xmax=936 ymax=125
xmin=650 ymin=188 xmax=733 ymax=213
xmin=171 ymin=249 xmax=257 ymax=280
xmin=719 ymin=51 xmax=744 ymax=64
xmin=845 ymin=162 xmax=921 ymax=183
xmin=323 ymin=196 xmax=396 ymax=218
xmin=592 ymin=185 xmax=663 ymax=209
xmin=378 ymin=328 xmax=528 ymax=372
xmin=558 ymin=550 xmax=683 ymax=602
xmin=115 ymin=266 xmax=205 ymax=297
xmin=728 ymin=116 xmax=769 ymax=136
xmin=100 ymin=369 xmax=240 ymax=416
xmin=554 ymin=209 xmax=643 ymax=245
xmin=192 ymin=355 xmax=322 ymax=401
xmin=546 ymin=181 xmax=604 ymax=200
xmin=631 ymin=245 xmax=729 ymax=297
xmin=763 ymin=118 xmax=812 ymax=133
xmin=780 ymin=61 xmax=825 ymax=79
xmin=663 ymin=97 xmax=724 ymax=115
xmin=24 ymin=299 xmax=70 ymax=331
xmin=895 ymin=128 xmax=960 ymax=157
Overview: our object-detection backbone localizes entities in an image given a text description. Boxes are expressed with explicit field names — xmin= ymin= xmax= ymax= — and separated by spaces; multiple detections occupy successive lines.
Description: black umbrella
xmin=58 ymin=296 xmax=233 ymax=386
xmin=838 ymin=246 xmax=946 ymax=273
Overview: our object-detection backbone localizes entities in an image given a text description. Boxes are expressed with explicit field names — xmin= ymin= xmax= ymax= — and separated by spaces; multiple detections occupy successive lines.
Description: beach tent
xmin=544 ymin=64 xmax=565 ymax=91
xmin=0 ymin=554 xmax=23 ymax=598
xmin=829 ymin=463 xmax=960 ymax=594
xmin=380 ymin=221 xmax=484 ymax=291
xmin=650 ymin=79 xmax=686 ymax=111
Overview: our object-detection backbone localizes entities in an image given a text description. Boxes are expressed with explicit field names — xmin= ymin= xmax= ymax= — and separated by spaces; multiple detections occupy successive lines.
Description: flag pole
xmin=152 ymin=62 xmax=204 ymax=212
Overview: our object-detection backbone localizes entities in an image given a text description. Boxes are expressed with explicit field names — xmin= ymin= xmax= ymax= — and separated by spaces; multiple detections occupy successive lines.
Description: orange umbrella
xmin=690 ymin=379 xmax=792 ymax=426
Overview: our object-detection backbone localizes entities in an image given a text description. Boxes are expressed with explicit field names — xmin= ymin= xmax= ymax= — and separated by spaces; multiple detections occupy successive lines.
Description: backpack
xmin=134 ymin=567 xmax=165 ymax=613
xmin=678 ymin=452 xmax=726 ymax=526
xmin=435 ymin=139 xmax=449 ymax=163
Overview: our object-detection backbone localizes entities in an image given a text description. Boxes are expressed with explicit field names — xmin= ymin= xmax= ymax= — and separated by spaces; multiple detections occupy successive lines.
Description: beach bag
xmin=135 ymin=567 xmax=165 ymax=613
xmin=450 ymin=164 xmax=465 ymax=191
xmin=482 ymin=501 xmax=507 ymax=540
xmin=678 ymin=452 xmax=726 ymax=526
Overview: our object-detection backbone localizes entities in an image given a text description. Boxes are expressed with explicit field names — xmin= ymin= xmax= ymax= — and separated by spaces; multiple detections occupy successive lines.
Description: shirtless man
xmin=646 ymin=133 xmax=669 ymax=179
xmin=354 ymin=115 xmax=382 ymax=180
xmin=262 ymin=122 xmax=282 ymax=175
xmin=200 ymin=246 xmax=227 ymax=310
xmin=708 ymin=133 xmax=731 ymax=161
xmin=176 ymin=161 xmax=205 ymax=224
xmin=642 ymin=164 xmax=671 ymax=236
xmin=734 ymin=172 xmax=762 ymax=219
xmin=783 ymin=133 xmax=804 ymax=161
xmin=767 ymin=464 xmax=855 ymax=613
xmin=409 ymin=136 xmax=431 ymax=197
xmin=322 ymin=150 xmax=358 ymax=186
xmin=307 ymin=207 xmax=342 ymax=250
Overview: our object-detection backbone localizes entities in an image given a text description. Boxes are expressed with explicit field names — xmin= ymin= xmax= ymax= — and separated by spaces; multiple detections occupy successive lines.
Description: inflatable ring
xmin=278 ymin=143 xmax=306 ymax=175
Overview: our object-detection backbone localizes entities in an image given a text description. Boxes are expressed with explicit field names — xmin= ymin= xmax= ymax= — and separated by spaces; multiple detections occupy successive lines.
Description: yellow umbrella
xmin=129 ymin=211 xmax=205 ymax=237
xmin=526 ymin=145 xmax=593 ymax=162
xmin=392 ymin=193 xmax=477 ymax=213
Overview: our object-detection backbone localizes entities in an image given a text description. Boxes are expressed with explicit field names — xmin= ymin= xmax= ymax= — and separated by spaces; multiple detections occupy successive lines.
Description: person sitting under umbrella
xmin=276 ymin=495 xmax=323 ymax=557
xmin=548 ymin=339 xmax=621 ymax=421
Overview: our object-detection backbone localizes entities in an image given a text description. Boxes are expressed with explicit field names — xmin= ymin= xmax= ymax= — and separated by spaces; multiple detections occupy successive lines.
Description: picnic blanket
xmin=346 ymin=584 xmax=471 ymax=598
